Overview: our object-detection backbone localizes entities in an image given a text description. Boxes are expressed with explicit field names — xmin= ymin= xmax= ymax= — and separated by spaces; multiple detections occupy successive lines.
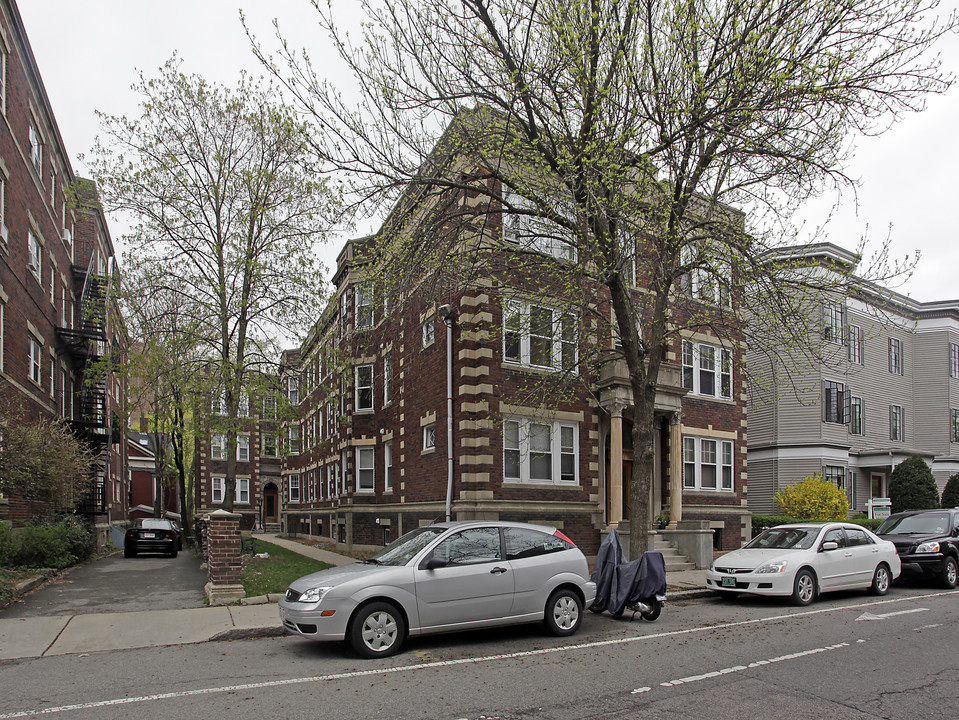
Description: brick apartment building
xmin=0 ymin=0 xmax=128 ymax=541
xmin=195 ymin=154 xmax=750 ymax=556
xmin=747 ymin=242 xmax=959 ymax=514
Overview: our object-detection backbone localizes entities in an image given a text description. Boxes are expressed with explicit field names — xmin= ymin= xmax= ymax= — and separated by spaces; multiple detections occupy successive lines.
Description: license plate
xmin=721 ymin=576 xmax=737 ymax=588
xmin=143 ymin=532 xmax=156 ymax=539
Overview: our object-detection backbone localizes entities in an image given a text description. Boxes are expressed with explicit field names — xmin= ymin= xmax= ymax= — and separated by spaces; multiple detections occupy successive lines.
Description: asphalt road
xmin=0 ymin=583 xmax=955 ymax=720
xmin=0 ymin=550 xmax=207 ymax=618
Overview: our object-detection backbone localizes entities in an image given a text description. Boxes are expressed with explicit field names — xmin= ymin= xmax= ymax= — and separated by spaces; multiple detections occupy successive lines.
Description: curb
xmin=210 ymin=626 xmax=288 ymax=642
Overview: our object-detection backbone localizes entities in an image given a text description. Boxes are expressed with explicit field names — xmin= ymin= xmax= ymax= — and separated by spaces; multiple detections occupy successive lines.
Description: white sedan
xmin=706 ymin=522 xmax=901 ymax=605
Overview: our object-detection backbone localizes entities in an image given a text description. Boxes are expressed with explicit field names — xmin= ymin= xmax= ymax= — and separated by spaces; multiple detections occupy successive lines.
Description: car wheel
xmin=939 ymin=556 xmax=958 ymax=589
xmin=869 ymin=563 xmax=891 ymax=595
xmin=348 ymin=602 xmax=405 ymax=658
xmin=640 ymin=600 xmax=663 ymax=622
xmin=124 ymin=546 xmax=136 ymax=558
xmin=791 ymin=568 xmax=816 ymax=606
xmin=544 ymin=588 xmax=583 ymax=636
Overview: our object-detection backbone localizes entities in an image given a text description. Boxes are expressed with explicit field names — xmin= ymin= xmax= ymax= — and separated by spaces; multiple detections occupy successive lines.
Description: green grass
xmin=240 ymin=538 xmax=332 ymax=598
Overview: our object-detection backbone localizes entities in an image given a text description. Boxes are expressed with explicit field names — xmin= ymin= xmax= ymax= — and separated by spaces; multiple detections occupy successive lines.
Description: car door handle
xmin=490 ymin=566 xmax=508 ymax=575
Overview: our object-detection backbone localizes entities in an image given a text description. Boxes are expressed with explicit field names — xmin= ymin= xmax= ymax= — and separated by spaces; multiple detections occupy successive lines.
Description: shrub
xmin=774 ymin=474 xmax=849 ymax=521
xmin=13 ymin=515 xmax=95 ymax=569
xmin=888 ymin=456 xmax=939 ymax=513
xmin=941 ymin=473 xmax=959 ymax=509
xmin=0 ymin=522 xmax=14 ymax=567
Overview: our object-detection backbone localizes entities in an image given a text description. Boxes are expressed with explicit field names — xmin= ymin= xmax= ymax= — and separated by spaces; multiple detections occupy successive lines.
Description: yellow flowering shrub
xmin=774 ymin=474 xmax=849 ymax=521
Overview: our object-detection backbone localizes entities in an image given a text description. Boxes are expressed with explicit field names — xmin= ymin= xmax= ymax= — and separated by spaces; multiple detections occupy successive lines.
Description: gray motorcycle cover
xmin=589 ymin=529 xmax=667 ymax=615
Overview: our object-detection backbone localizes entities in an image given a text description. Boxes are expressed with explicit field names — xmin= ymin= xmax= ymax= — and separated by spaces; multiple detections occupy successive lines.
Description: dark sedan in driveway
xmin=124 ymin=518 xmax=180 ymax=558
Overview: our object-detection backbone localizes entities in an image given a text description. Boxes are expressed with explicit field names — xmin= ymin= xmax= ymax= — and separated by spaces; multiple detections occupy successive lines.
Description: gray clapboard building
xmin=747 ymin=243 xmax=959 ymax=514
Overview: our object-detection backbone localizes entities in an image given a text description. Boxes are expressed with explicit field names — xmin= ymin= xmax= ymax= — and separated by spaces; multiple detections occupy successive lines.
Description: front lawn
xmin=240 ymin=538 xmax=332 ymax=598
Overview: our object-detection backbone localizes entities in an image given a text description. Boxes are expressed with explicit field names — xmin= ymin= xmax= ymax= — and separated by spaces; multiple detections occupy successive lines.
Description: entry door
xmin=264 ymin=487 xmax=278 ymax=521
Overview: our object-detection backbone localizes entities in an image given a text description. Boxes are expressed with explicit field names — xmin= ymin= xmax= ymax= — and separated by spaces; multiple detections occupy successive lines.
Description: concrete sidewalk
xmin=0 ymin=533 xmax=709 ymax=661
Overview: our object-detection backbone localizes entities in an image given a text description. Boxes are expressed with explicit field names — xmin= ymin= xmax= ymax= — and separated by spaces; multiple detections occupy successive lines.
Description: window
xmin=262 ymin=434 xmax=277 ymax=457
xmin=236 ymin=478 xmax=250 ymax=504
xmin=289 ymin=474 xmax=300 ymax=503
xmin=289 ymin=425 xmax=301 ymax=454
xmin=848 ymin=325 xmax=863 ymax=364
xmin=823 ymin=301 xmax=845 ymax=343
xmin=287 ymin=377 xmax=299 ymax=405
xmin=383 ymin=353 xmax=393 ymax=405
xmin=355 ymin=364 xmax=373 ymax=411
xmin=823 ymin=380 xmax=848 ymax=424
xmin=28 ymin=336 xmax=42 ymax=385
xmin=503 ymin=417 xmax=578 ymax=485
xmin=212 ymin=477 xmax=224 ymax=504
xmin=422 ymin=318 xmax=435 ymax=347
xmin=355 ymin=283 xmax=373 ymax=328
xmin=890 ymin=405 xmax=904 ymax=442
xmin=824 ymin=465 xmax=845 ymax=488
xmin=0 ymin=303 xmax=4 ymax=373
xmin=850 ymin=396 xmax=864 ymax=435
xmin=951 ymin=343 xmax=959 ymax=379
xmin=503 ymin=300 xmax=577 ymax=371
xmin=502 ymin=191 xmax=576 ymax=261
xmin=29 ymin=120 xmax=43 ymax=174
xmin=682 ymin=340 xmax=732 ymax=399
xmin=237 ymin=435 xmax=249 ymax=462
xmin=888 ymin=338 xmax=903 ymax=375
xmin=680 ymin=243 xmax=732 ymax=307
xmin=357 ymin=447 xmax=374 ymax=492
xmin=504 ymin=526 xmax=574 ymax=559
xmin=211 ymin=434 xmax=226 ymax=461
xmin=263 ymin=395 xmax=277 ymax=420
xmin=0 ymin=176 xmax=6 ymax=243
xmin=212 ymin=392 xmax=227 ymax=416
xmin=0 ymin=42 xmax=6 ymax=114
xmin=384 ymin=441 xmax=393 ymax=491
xmin=423 ymin=423 xmax=436 ymax=451
xmin=28 ymin=229 xmax=42 ymax=278
xmin=683 ymin=437 xmax=734 ymax=491
xmin=237 ymin=390 xmax=249 ymax=418
xmin=951 ymin=409 xmax=959 ymax=444
xmin=432 ymin=526 xmax=502 ymax=566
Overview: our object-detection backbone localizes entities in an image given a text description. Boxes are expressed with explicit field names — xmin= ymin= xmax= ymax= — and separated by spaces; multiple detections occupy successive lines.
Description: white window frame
xmin=289 ymin=425 xmax=301 ymax=455
xmin=423 ymin=423 xmax=436 ymax=451
xmin=384 ymin=441 xmax=393 ymax=491
xmin=211 ymin=434 xmax=226 ymax=461
xmin=355 ymin=283 xmax=373 ymax=329
xmin=237 ymin=435 xmax=250 ymax=462
xmin=356 ymin=447 xmax=374 ymax=493
xmin=287 ymin=376 xmax=299 ymax=405
xmin=503 ymin=300 xmax=577 ymax=372
xmin=236 ymin=477 xmax=250 ymax=504
xmin=422 ymin=318 xmax=435 ymax=347
xmin=355 ymin=364 xmax=373 ymax=411
xmin=28 ymin=228 xmax=42 ymax=279
xmin=682 ymin=340 xmax=732 ymax=399
xmin=683 ymin=436 xmax=734 ymax=491
xmin=211 ymin=477 xmax=224 ymax=504
xmin=262 ymin=433 xmax=277 ymax=457
xmin=28 ymin=336 xmax=42 ymax=385
xmin=502 ymin=191 xmax=576 ymax=262
xmin=503 ymin=417 xmax=578 ymax=485
xmin=383 ymin=352 xmax=393 ymax=406
xmin=289 ymin=474 xmax=300 ymax=503
xmin=951 ymin=343 xmax=959 ymax=379
xmin=850 ymin=396 xmax=864 ymax=436
xmin=29 ymin=119 xmax=42 ymax=174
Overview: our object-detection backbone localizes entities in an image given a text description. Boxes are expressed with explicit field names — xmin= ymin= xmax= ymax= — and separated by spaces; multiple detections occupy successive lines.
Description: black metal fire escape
xmin=56 ymin=253 xmax=114 ymax=515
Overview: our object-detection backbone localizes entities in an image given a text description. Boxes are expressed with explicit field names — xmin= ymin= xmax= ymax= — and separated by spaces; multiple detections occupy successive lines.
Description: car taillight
xmin=164 ymin=531 xmax=175 ymax=539
xmin=553 ymin=529 xmax=576 ymax=547
xmin=125 ymin=530 xmax=134 ymax=538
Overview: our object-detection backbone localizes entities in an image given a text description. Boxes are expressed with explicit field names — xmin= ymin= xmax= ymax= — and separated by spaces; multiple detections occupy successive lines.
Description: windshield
xmin=744 ymin=526 xmax=819 ymax=550
xmin=365 ymin=527 xmax=446 ymax=566
xmin=876 ymin=513 xmax=950 ymax=535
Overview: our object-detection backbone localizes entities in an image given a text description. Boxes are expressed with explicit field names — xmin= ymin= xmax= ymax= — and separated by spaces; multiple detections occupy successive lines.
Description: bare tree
xmin=89 ymin=59 xmax=340 ymax=511
xmin=253 ymin=0 xmax=954 ymax=556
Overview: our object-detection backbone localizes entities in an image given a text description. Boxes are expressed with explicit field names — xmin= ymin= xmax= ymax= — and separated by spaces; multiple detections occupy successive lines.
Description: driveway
xmin=1 ymin=550 xmax=208 ymax=618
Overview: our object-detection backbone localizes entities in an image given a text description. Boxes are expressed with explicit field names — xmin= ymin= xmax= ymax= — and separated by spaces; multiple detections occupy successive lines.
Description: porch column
xmin=609 ymin=402 xmax=625 ymax=527
xmin=668 ymin=412 xmax=684 ymax=527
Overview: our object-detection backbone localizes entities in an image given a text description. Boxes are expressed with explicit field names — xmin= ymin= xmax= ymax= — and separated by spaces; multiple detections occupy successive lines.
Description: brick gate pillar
xmin=204 ymin=509 xmax=244 ymax=605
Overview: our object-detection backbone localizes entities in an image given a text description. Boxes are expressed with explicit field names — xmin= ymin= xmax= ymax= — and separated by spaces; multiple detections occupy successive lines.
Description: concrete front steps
xmin=651 ymin=532 xmax=697 ymax=573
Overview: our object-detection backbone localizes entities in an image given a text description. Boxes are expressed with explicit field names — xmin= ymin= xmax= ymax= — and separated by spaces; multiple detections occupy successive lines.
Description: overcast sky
xmin=17 ymin=0 xmax=959 ymax=303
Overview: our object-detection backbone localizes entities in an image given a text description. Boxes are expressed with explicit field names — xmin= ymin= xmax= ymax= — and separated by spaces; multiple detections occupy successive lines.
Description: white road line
xmin=0 ymin=590 xmax=952 ymax=719
xmin=652 ymin=642 xmax=848 ymax=691
xmin=855 ymin=607 xmax=928 ymax=621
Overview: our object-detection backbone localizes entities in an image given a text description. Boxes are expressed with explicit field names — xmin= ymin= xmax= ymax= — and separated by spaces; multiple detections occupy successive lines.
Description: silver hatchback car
xmin=278 ymin=520 xmax=597 ymax=658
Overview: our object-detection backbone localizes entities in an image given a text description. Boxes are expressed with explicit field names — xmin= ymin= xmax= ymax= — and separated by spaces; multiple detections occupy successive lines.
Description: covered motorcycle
xmin=589 ymin=529 xmax=667 ymax=620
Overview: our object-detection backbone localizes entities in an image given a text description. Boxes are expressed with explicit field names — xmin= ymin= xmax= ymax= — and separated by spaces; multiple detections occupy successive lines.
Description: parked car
xmin=875 ymin=509 xmax=959 ymax=588
xmin=278 ymin=520 xmax=597 ymax=658
xmin=124 ymin=518 xmax=180 ymax=558
xmin=706 ymin=522 xmax=901 ymax=605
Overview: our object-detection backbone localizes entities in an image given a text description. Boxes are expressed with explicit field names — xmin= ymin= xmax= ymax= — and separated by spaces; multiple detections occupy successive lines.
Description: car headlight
xmin=755 ymin=560 xmax=788 ymax=574
xmin=298 ymin=586 xmax=333 ymax=603
xmin=915 ymin=541 xmax=941 ymax=554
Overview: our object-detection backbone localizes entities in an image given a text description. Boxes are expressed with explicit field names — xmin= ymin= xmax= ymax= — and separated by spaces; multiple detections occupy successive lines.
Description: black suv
xmin=875 ymin=509 xmax=959 ymax=589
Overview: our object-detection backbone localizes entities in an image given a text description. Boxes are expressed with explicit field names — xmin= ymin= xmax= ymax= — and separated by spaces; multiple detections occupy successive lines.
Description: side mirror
xmin=422 ymin=556 xmax=448 ymax=571
xmin=821 ymin=541 xmax=839 ymax=552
